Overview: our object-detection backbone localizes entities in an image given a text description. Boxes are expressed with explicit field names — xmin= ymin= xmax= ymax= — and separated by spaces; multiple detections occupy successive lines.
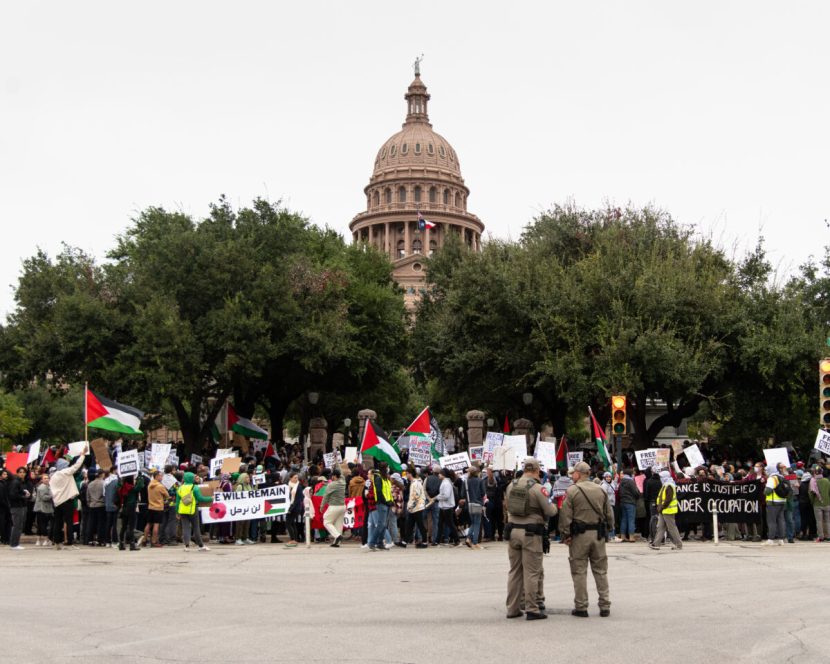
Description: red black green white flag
xmin=228 ymin=403 xmax=269 ymax=440
xmin=86 ymin=388 xmax=143 ymax=435
xmin=589 ymin=407 xmax=613 ymax=470
xmin=555 ymin=435 xmax=569 ymax=474
xmin=401 ymin=406 xmax=446 ymax=460
xmin=360 ymin=419 xmax=403 ymax=471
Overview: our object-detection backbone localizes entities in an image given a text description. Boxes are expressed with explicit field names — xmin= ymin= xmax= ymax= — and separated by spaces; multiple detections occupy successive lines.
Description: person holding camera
xmin=559 ymin=461 xmax=614 ymax=618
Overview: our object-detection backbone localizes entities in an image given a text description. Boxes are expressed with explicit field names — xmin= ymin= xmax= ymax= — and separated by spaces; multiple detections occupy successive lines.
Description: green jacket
xmin=810 ymin=477 xmax=830 ymax=508
xmin=174 ymin=472 xmax=213 ymax=512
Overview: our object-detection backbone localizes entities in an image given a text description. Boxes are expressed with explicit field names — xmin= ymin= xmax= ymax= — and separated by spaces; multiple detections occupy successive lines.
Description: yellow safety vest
xmin=658 ymin=484 xmax=679 ymax=515
xmin=766 ymin=477 xmax=786 ymax=504
xmin=177 ymin=484 xmax=196 ymax=515
xmin=373 ymin=475 xmax=392 ymax=504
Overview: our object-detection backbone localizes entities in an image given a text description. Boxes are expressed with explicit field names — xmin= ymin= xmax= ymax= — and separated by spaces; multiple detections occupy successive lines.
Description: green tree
xmin=0 ymin=391 xmax=32 ymax=451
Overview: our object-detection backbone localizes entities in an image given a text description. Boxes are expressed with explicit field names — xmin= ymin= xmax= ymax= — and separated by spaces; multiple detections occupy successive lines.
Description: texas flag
xmin=417 ymin=211 xmax=436 ymax=231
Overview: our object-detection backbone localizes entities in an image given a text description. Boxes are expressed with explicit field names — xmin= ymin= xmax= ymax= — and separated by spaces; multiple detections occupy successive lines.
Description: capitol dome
xmin=350 ymin=69 xmax=484 ymax=310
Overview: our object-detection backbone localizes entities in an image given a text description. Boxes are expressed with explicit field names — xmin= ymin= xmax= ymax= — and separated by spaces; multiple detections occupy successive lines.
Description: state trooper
xmin=559 ymin=461 xmax=614 ymax=618
xmin=504 ymin=457 xmax=557 ymax=621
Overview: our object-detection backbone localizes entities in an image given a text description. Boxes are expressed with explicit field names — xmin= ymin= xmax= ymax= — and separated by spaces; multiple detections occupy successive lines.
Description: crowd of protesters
xmin=0 ymin=439 xmax=828 ymax=552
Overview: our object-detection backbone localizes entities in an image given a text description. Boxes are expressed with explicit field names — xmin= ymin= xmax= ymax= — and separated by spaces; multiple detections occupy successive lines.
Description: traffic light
xmin=820 ymin=359 xmax=830 ymax=427
xmin=611 ymin=395 xmax=627 ymax=435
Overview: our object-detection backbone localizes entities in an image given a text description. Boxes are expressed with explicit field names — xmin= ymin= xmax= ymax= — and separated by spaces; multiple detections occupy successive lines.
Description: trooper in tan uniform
xmin=559 ymin=461 xmax=614 ymax=618
xmin=505 ymin=458 xmax=557 ymax=621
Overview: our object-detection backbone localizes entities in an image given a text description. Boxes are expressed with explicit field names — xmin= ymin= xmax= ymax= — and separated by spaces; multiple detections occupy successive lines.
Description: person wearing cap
xmin=504 ymin=457 xmax=557 ymax=621
xmin=559 ymin=461 xmax=614 ymax=618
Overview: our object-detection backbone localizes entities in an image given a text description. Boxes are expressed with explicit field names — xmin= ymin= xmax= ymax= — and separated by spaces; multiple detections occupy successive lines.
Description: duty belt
xmin=505 ymin=522 xmax=545 ymax=536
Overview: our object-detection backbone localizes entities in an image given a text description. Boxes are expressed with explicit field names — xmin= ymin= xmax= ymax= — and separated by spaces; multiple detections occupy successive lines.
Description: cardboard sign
xmin=91 ymin=438 xmax=112 ymax=471
xmin=567 ymin=451 xmax=583 ymax=469
xmin=221 ymin=456 xmax=242 ymax=475
xmin=201 ymin=480 xmax=220 ymax=496
xmin=439 ymin=452 xmax=471 ymax=473
xmin=684 ymin=444 xmax=706 ymax=469
xmin=200 ymin=485 xmax=289 ymax=524
xmin=117 ymin=449 xmax=139 ymax=477
xmin=670 ymin=439 xmax=685 ymax=456
xmin=534 ymin=440 xmax=557 ymax=471
xmin=814 ymin=429 xmax=830 ymax=456
xmin=190 ymin=453 xmax=203 ymax=466
xmin=408 ymin=440 xmax=433 ymax=467
xmin=67 ymin=441 xmax=89 ymax=457
xmin=763 ymin=447 xmax=791 ymax=470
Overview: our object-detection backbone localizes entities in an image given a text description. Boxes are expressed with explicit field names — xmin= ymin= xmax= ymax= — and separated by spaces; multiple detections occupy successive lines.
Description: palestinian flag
xmin=401 ymin=406 xmax=445 ymax=460
xmin=555 ymin=435 xmax=569 ymax=474
xmin=86 ymin=388 xmax=143 ymax=435
xmin=228 ymin=403 xmax=269 ymax=440
xmin=589 ymin=407 xmax=613 ymax=471
xmin=263 ymin=496 xmax=287 ymax=516
xmin=314 ymin=481 xmax=329 ymax=497
xmin=360 ymin=419 xmax=403 ymax=471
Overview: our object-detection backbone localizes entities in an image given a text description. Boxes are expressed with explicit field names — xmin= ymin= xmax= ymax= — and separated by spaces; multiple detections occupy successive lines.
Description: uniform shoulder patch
xmin=540 ymin=487 xmax=549 ymax=498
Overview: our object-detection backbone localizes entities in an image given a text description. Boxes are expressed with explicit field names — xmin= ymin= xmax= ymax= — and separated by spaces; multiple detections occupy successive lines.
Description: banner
xmin=117 ymin=449 xmax=139 ymax=477
xmin=635 ymin=449 xmax=658 ymax=470
xmin=439 ymin=452 xmax=471 ymax=473
xmin=344 ymin=496 xmax=365 ymax=530
xmin=535 ymin=440 xmax=557 ymax=471
xmin=409 ymin=439 xmax=433 ymax=467
xmin=201 ymin=485 xmax=289 ymax=524
xmin=675 ymin=480 xmax=763 ymax=525
xmin=815 ymin=429 xmax=830 ymax=456
xmin=567 ymin=451 xmax=583 ymax=469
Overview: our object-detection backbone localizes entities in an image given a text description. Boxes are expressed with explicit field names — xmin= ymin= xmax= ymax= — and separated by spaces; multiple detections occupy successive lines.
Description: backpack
xmin=181 ymin=487 xmax=194 ymax=506
xmin=774 ymin=476 xmax=791 ymax=499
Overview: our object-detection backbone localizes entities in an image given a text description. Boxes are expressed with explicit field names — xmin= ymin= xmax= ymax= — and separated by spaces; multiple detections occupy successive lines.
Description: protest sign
xmin=91 ymin=438 xmax=112 ymax=471
xmin=654 ymin=448 xmax=670 ymax=472
xmin=815 ymin=429 xmax=830 ymax=456
xmin=209 ymin=458 xmax=223 ymax=478
xmin=344 ymin=496 xmax=365 ymax=530
xmin=439 ymin=452 xmax=471 ymax=473
xmin=503 ymin=435 xmax=527 ymax=466
xmin=635 ymin=449 xmax=658 ymax=470
xmin=117 ymin=449 xmax=139 ymax=477
xmin=221 ymin=456 xmax=242 ymax=475
xmin=190 ymin=453 xmax=203 ymax=466
xmin=4 ymin=452 xmax=28 ymax=473
xmin=676 ymin=480 xmax=763 ymax=525
xmin=634 ymin=474 xmax=645 ymax=492
xmin=143 ymin=450 xmax=152 ymax=468
xmin=567 ymin=451 xmax=583 ymax=469
xmin=252 ymin=439 xmax=268 ymax=455
xmin=215 ymin=447 xmax=236 ymax=460
xmin=469 ymin=446 xmax=484 ymax=462
xmin=67 ymin=441 xmax=89 ymax=457
xmin=201 ymin=485 xmax=289 ymax=524
xmin=763 ymin=447 xmax=791 ymax=470
xmin=323 ymin=452 xmax=337 ymax=469
xmin=162 ymin=474 xmax=178 ymax=490
xmin=684 ymin=444 xmax=705 ymax=469
xmin=202 ymin=480 xmax=220 ymax=496
xmin=493 ymin=446 xmax=516 ymax=471
xmin=344 ymin=447 xmax=358 ymax=463
xmin=671 ymin=439 xmax=685 ymax=456
xmin=408 ymin=439 xmax=433 ymax=467
xmin=150 ymin=443 xmax=171 ymax=469
xmin=252 ymin=473 xmax=266 ymax=486
xmin=27 ymin=440 xmax=41 ymax=465
xmin=534 ymin=440 xmax=557 ymax=471
xmin=485 ymin=432 xmax=504 ymax=452
xmin=167 ymin=453 xmax=179 ymax=467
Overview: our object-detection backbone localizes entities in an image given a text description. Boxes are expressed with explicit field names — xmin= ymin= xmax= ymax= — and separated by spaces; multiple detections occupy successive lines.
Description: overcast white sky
xmin=1 ymin=1 xmax=828 ymax=319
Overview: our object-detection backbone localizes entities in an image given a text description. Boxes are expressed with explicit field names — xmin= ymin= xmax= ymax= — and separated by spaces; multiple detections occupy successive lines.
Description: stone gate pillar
xmin=308 ymin=417 xmax=328 ymax=461
xmin=466 ymin=410 xmax=485 ymax=448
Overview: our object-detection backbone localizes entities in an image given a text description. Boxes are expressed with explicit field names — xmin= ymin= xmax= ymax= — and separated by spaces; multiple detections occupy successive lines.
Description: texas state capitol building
xmin=349 ymin=65 xmax=484 ymax=310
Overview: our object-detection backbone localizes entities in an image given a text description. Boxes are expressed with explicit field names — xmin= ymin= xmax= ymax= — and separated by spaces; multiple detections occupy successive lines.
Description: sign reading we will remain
xmin=201 ymin=485 xmax=288 ymax=524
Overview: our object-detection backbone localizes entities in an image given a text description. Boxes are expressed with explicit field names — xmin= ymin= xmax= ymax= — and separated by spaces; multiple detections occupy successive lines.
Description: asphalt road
xmin=0 ymin=538 xmax=827 ymax=664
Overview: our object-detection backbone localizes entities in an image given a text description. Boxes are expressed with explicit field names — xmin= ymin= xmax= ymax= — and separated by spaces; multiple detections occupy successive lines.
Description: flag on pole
xmin=589 ymin=407 xmax=613 ymax=471
xmin=400 ymin=406 xmax=445 ymax=460
xmin=360 ymin=419 xmax=403 ymax=471
xmin=417 ymin=211 xmax=436 ymax=231
xmin=555 ymin=435 xmax=569 ymax=474
xmin=86 ymin=388 xmax=143 ymax=435
xmin=227 ymin=403 xmax=269 ymax=440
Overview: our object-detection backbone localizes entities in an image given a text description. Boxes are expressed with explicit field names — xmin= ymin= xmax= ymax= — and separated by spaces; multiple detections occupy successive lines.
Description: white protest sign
xmin=117 ymin=449 xmax=139 ymax=477
xmin=27 ymin=440 xmax=41 ymax=465
xmin=469 ymin=446 xmax=484 ymax=462
xmin=150 ymin=443 xmax=171 ymax=469
xmin=344 ymin=447 xmax=358 ymax=463
xmin=143 ymin=450 xmax=152 ymax=468
xmin=252 ymin=473 xmax=266 ymax=486
xmin=167 ymin=453 xmax=179 ymax=467
xmin=763 ymin=447 xmax=791 ymax=470
xmin=683 ymin=443 xmax=705 ymax=469
xmin=190 ymin=453 xmax=203 ymax=466
xmin=567 ymin=451 xmax=583 ymax=469
xmin=67 ymin=441 xmax=89 ymax=457
xmin=408 ymin=439 xmax=433 ymax=467
xmin=252 ymin=439 xmax=268 ymax=455
xmin=215 ymin=447 xmax=236 ymax=460
xmin=534 ymin=440 xmax=557 ymax=471
xmin=323 ymin=452 xmax=337 ymax=469
xmin=485 ymin=432 xmax=504 ymax=452
xmin=814 ymin=430 xmax=830 ymax=456
xmin=209 ymin=457 xmax=223 ymax=478
xmin=635 ymin=448 xmax=658 ymax=470
xmin=503 ymin=435 xmax=528 ymax=469
xmin=200 ymin=485 xmax=289 ymax=524
xmin=439 ymin=452 xmax=471 ymax=473
xmin=493 ymin=446 xmax=516 ymax=471
xmin=161 ymin=474 xmax=178 ymax=490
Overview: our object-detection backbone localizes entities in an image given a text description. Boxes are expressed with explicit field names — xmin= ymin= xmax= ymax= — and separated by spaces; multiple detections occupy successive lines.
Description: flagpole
xmin=84 ymin=382 xmax=88 ymax=451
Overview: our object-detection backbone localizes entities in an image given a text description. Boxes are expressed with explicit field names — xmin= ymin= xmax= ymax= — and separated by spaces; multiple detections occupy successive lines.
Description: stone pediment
xmin=392 ymin=254 xmax=428 ymax=277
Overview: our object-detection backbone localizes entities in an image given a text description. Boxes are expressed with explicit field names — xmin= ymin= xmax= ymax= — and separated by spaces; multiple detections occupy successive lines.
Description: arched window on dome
xmin=398 ymin=186 xmax=406 ymax=203
xmin=443 ymin=189 xmax=449 ymax=205
xmin=397 ymin=239 xmax=406 ymax=259
xmin=415 ymin=143 xmax=421 ymax=155
xmin=390 ymin=145 xmax=397 ymax=157
xmin=455 ymin=192 xmax=461 ymax=208
xmin=414 ymin=186 xmax=421 ymax=203
xmin=428 ymin=143 xmax=434 ymax=155
xmin=372 ymin=191 xmax=379 ymax=208
xmin=412 ymin=238 xmax=423 ymax=254
xmin=385 ymin=188 xmax=392 ymax=204
xmin=429 ymin=187 xmax=437 ymax=203
xmin=401 ymin=143 xmax=408 ymax=155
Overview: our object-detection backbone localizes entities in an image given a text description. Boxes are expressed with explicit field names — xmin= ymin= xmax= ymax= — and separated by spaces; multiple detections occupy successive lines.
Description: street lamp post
xmin=304 ymin=392 xmax=319 ymax=464
xmin=343 ymin=417 xmax=352 ymax=447
xmin=486 ymin=417 xmax=494 ymax=431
